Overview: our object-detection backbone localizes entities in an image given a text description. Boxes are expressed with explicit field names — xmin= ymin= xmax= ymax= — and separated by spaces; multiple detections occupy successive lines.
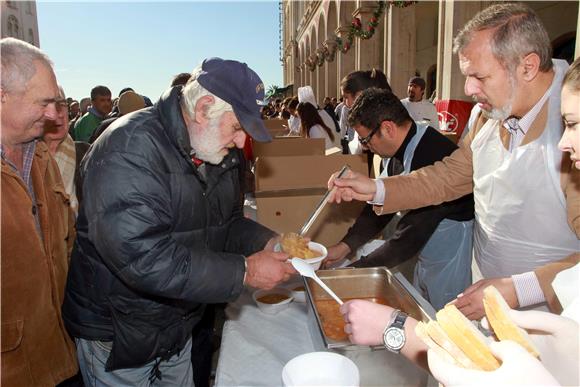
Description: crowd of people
xmin=260 ymin=70 xmax=439 ymax=155
xmin=1 ymin=2 xmax=578 ymax=387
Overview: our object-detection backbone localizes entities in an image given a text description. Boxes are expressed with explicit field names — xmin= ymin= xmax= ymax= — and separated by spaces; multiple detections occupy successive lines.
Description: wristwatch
xmin=382 ymin=309 xmax=408 ymax=353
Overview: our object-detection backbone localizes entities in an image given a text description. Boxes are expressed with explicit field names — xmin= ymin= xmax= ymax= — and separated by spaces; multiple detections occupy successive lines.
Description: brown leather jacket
xmin=1 ymin=141 xmax=78 ymax=386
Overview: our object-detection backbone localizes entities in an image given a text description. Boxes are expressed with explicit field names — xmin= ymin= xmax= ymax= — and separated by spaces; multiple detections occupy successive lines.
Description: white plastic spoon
xmin=291 ymin=258 xmax=343 ymax=305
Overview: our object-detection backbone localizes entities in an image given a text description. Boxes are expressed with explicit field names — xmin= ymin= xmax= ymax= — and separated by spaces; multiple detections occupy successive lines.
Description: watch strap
xmin=387 ymin=309 xmax=400 ymax=327
xmin=392 ymin=310 xmax=408 ymax=329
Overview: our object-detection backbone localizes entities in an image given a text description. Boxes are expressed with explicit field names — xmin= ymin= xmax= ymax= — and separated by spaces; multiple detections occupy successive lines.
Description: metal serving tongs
xmin=298 ymin=164 xmax=350 ymax=237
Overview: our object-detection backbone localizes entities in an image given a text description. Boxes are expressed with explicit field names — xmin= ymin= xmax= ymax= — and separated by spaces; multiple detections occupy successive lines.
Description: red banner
xmin=435 ymin=99 xmax=475 ymax=139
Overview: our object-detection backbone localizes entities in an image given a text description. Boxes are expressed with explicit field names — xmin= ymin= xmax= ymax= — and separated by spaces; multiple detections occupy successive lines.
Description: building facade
xmin=282 ymin=0 xmax=580 ymax=132
xmin=1 ymin=0 xmax=39 ymax=47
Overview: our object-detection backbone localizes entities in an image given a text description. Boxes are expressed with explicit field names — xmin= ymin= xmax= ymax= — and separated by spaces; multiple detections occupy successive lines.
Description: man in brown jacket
xmin=1 ymin=38 xmax=78 ymax=385
xmin=328 ymin=3 xmax=579 ymax=320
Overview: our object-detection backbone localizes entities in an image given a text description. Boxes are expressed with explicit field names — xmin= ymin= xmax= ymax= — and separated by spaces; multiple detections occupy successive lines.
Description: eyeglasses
xmin=358 ymin=123 xmax=381 ymax=146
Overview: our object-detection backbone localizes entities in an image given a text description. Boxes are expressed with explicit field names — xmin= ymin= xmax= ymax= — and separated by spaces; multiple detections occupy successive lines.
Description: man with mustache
xmin=400 ymin=76 xmax=439 ymax=130
xmin=62 ymin=58 xmax=295 ymax=385
xmin=329 ymin=3 xmax=579 ymax=322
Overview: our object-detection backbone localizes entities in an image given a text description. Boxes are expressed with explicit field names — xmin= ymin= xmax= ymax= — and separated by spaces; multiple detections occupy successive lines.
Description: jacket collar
xmin=391 ymin=121 xmax=417 ymax=165
xmin=156 ymin=86 xmax=193 ymax=160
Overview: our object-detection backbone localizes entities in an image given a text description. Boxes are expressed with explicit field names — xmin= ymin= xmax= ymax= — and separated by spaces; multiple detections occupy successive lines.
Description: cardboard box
xmin=270 ymin=129 xmax=290 ymax=137
xmin=262 ymin=119 xmax=290 ymax=137
xmin=253 ymin=137 xmax=325 ymax=158
xmin=263 ymin=118 xmax=287 ymax=130
xmin=254 ymin=154 xmax=368 ymax=246
xmin=325 ymin=146 xmax=342 ymax=156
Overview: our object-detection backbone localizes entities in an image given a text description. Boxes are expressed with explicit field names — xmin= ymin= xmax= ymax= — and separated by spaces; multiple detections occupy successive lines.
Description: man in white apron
xmin=328 ymin=3 xmax=579 ymax=319
xmin=324 ymin=88 xmax=474 ymax=310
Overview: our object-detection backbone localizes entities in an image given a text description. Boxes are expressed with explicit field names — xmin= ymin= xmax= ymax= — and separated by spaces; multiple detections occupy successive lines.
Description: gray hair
xmin=453 ymin=3 xmax=552 ymax=74
xmin=58 ymin=85 xmax=66 ymax=99
xmin=1 ymin=37 xmax=53 ymax=94
xmin=181 ymin=65 xmax=233 ymax=121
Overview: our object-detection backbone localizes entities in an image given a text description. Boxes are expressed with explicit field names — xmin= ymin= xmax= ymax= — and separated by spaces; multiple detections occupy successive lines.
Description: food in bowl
xmin=253 ymin=288 xmax=293 ymax=314
xmin=275 ymin=237 xmax=328 ymax=270
xmin=257 ymin=293 xmax=291 ymax=304
xmin=280 ymin=233 xmax=321 ymax=259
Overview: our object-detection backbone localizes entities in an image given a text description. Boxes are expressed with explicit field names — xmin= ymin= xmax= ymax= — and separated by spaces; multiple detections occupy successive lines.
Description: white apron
xmin=384 ymin=123 xmax=474 ymax=310
xmin=471 ymin=66 xmax=579 ymax=279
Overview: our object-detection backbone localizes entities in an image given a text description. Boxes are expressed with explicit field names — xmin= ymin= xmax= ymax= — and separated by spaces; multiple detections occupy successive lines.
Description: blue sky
xmin=37 ymin=0 xmax=284 ymax=102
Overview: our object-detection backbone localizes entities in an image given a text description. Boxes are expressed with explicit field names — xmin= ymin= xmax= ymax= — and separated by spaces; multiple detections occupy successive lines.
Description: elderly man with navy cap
xmin=400 ymin=76 xmax=439 ymax=130
xmin=62 ymin=58 xmax=295 ymax=385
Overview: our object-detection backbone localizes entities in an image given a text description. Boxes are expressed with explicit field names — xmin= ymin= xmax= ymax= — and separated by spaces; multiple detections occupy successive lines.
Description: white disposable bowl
xmin=276 ymin=241 xmax=328 ymax=271
xmin=285 ymin=281 xmax=306 ymax=303
xmin=252 ymin=288 xmax=293 ymax=314
xmin=282 ymin=351 xmax=360 ymax=386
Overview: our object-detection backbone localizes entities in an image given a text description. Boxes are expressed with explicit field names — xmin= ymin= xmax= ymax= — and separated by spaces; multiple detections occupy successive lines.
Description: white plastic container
xmin=284 ymin=281 xmax=307 ymax=303
xmin=282 ymin=351 xmax=359 ymax=386
xmin=276 ymin=241 xmax=328 ymax=271
xmin=252 ymin=288 xmax=293 ymax=314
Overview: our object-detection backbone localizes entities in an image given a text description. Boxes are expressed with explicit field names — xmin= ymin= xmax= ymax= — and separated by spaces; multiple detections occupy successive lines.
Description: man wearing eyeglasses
xmin=323 ymin=88 xmax=474 ymax=310
xmin=43 ymin=87 xmax=90 ymax=217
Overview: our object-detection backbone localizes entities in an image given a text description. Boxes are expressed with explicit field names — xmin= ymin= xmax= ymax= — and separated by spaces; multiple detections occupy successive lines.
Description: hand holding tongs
xmin=298 ymin=164 xmax=350 ymax=236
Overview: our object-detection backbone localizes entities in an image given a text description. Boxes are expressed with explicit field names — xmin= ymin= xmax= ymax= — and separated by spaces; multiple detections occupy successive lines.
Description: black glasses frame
xmin=358 ymin=123 xmax=381 ymax=146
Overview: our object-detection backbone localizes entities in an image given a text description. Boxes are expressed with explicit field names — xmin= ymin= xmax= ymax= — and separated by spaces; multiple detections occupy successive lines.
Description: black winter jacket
xmin=62 ymin=86 xmax=275 ymax=371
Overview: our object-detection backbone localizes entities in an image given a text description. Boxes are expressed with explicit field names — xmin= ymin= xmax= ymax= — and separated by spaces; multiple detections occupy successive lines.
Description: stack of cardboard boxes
xmin=253 ymin=137 xmax=368 ymax=247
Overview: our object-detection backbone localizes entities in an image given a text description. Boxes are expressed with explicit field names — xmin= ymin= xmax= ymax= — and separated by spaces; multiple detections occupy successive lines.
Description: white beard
xmin=484 ymin=102 xmax=513 ymax=121
xmin=479 ymin=76 xmax=517 ymax=121
xmin=190 ymin=116 xmax=227 ymax=165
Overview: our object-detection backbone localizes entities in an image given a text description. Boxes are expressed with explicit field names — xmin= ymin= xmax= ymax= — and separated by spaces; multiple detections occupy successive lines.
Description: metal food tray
xmin=304 ymin=267 xmax=436 ymax=351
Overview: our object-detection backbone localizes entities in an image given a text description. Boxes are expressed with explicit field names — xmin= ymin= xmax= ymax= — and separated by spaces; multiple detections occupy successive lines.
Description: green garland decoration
xmin=334 ymin=1 xmax=417 ymax=54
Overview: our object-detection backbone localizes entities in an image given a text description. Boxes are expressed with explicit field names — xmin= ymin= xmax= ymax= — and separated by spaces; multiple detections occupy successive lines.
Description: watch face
xmin=385 ymin=328 xmax=405 ymax=350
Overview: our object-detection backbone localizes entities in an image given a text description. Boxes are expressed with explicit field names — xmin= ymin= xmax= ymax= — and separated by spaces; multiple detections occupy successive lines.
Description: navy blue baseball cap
xmin=196 ymin=57 xmax=272 ymax=142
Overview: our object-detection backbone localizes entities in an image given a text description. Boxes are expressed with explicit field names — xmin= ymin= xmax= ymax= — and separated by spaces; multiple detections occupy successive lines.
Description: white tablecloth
xmin=215 ymin=288 xmax=435 ymax=386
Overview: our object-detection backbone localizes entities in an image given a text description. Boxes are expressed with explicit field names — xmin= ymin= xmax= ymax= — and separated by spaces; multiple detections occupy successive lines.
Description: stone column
xmin=353 ymin=5 xmax=385 ymax=72
xmin=308 ymin=54 xmax=314 ymax=90
xmin=285 ymin=39 xmax=299 ymax=91
xmin=301 ymin=64 xmax=307 ymax=89
xmin=576 ymin=4 xmax=580 ymax=59
xmin=323 ymin=38 xmax=339 ymax=98
xmin=437 ymin=1 xmax=491 ymax=102
xmin=313 ymin=52 xmax=320 ymax=103
xmin=316 ymin=47 xmax=327 ymax=102
xmin=336 ymin=26 xmax=356 ymax=89
xmin=382 ymin=7 xmax=389 ymax=78
xmin=385 ymin=5 xmax=416 ymax=98
xmin=291 ymin=41 xmax=300 ymax=92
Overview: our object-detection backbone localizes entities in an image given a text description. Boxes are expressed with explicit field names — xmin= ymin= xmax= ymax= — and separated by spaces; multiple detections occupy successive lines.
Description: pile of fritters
xmin=280 ymin=233 xmax=320 ymax=259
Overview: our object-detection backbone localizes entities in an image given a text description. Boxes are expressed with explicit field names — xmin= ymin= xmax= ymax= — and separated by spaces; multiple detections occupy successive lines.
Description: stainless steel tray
xmin=304 ymin=267 xmax=436 ymax=350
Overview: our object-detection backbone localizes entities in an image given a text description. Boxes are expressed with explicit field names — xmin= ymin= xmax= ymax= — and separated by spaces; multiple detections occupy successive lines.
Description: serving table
xmin=215 ymin=287 xmax=435 ymax=386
